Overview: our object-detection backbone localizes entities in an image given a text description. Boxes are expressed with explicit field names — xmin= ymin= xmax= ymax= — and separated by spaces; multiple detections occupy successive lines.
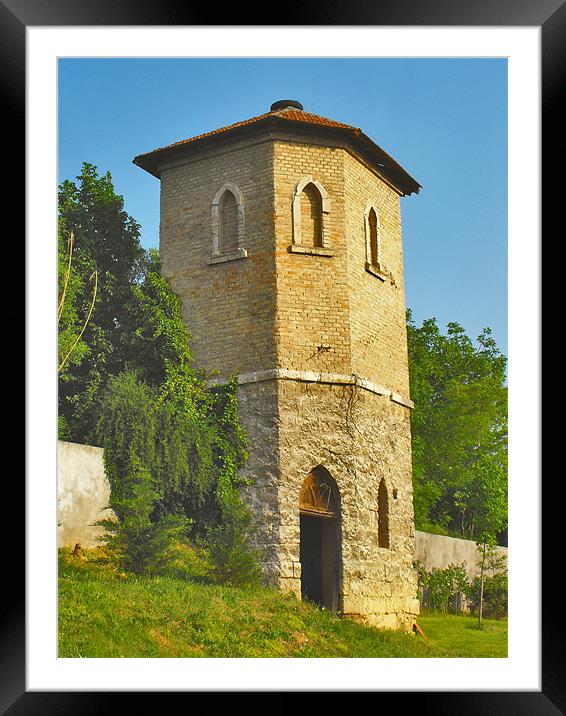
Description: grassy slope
xmin=58 ymin=547 xmax=507 ymax=659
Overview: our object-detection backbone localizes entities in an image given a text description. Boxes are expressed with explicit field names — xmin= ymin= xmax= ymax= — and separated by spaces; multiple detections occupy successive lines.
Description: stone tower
xmin=134 ymin=100 xmax=421 ymax=630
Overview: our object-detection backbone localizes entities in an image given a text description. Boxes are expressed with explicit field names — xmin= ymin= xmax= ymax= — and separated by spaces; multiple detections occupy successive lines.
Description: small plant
xmin=468 ymin=571 xmax=508 ymax=619
xmin=415 ymin=561 xmax=470 ymax=614
xmin=205 ymin=498 xmax=264 ymax=587
xmin=96 ymin=452 xmax=188 ymax=575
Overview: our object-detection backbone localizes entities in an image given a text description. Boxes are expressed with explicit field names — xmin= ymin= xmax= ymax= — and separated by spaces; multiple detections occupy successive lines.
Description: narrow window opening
xmin=377 ymin=479 xmax=390 ymax=549
xmin=218 ymin=190 xmax=239 ymax=254
xmin=368 ymin=207 xmax=379 ymax=267
xmin=300 ymin=183 xmax=324 ymax=247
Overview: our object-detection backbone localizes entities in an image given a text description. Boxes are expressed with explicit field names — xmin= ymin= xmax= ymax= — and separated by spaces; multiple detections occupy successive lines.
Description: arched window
xmin=377 ymin=479 xmax=390 ymax=549
xmin=218 ymin=190 xmax=239 ymax=254
xmin=210 ymin=183 xmax=246 ymax=261
xmin=292 ymin=176 xmax=330 ymax=249
xmin=300 ymin=182 xmax=324 ymax=247
xmin=364 ymin=204 xmax=381 ymax=270
xmin=299 ymin=466 xmax=339 ymax=517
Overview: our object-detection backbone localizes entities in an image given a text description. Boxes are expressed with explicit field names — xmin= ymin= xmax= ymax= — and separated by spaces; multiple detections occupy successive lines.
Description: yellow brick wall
xmin=158 ymin=132 xmax=411 ymax=399
xmin=158 ymin=137 xmax=276 ymax=377
xmin=272 ymin=137 xmax=410 ymax=397
xmin=273 ymin=139 xmax=352 ymax=374
xmin=343 ymin=152 xmax=411 ymax=396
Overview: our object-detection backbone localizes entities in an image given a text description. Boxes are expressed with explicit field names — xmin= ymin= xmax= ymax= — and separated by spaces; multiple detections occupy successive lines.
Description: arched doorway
xmin=299 ymin=467 xmax=341 ymax=610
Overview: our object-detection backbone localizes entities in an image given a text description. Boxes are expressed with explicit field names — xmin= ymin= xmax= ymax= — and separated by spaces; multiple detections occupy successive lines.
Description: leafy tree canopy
xmin=407 ymin=310 xmax=507 ymax=543
xmin=58 ymin=163 xmax=248 ymax=536
xmin=58 ymin=163 xmax=149 ymax=440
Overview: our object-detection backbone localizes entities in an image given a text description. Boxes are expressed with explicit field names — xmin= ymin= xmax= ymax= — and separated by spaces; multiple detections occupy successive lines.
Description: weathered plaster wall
xmin=414 ymin=531 xmax=508 ymax=578
xmin=57 ymin=441 xmax=115 ymax=548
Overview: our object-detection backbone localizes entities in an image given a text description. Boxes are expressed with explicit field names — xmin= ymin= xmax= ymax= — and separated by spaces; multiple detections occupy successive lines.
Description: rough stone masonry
xmin=134 ymin=99 xmax=422 ymax=631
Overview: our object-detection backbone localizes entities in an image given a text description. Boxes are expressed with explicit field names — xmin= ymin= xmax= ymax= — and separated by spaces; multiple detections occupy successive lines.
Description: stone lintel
xmin=288 ymin=244 xmax=334 ymax=257
xmin=207 ymin=247 xmax=248 ymax=264
xmin=207 ymin=368 xmax=413 ymax=408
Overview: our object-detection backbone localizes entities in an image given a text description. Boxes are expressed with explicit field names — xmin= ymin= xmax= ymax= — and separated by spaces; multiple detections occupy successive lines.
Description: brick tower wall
xmin=272 ymin=137 xmax=352 ymax=374
xmin=343 ymin=151 xmax=411 ymax=395
xmin=158 ymin=136 xmax=277 ymax=378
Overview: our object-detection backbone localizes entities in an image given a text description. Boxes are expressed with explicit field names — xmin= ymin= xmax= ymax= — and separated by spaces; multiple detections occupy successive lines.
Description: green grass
xmin=58 ymin=547 xmax=507 ymax=658
xmin=417 ymin=612 xmax=508 ymax=658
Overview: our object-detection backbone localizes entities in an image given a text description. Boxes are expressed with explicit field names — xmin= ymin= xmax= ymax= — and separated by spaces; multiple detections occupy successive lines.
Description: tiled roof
xmin=133 ymin=106 xmax=420 ymax=195
xmin=136 ymin=107 xmax=357 ymax=158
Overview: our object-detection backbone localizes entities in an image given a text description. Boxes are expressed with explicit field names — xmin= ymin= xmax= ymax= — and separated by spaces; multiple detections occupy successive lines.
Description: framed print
xmin=13 ymin=0 xmax=558 ymax=711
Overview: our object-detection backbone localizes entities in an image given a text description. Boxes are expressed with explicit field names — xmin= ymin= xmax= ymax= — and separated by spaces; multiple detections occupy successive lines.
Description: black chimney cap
xmin=270 ymin=99 xmax=304 ymax=112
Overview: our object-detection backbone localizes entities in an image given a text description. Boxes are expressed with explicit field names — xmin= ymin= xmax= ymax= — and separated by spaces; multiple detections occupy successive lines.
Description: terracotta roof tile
xmin=134 ymin=107 xmax=420 ymax=195
xmin=135 ymin=108 xmax=358 ymax=159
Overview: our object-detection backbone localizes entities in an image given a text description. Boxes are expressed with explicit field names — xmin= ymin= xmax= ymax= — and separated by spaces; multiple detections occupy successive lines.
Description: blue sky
xmin=58 ymin=57 xmax=507 ymax=357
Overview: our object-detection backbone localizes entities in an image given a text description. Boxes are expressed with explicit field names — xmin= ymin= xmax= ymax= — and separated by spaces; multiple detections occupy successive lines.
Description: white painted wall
xmin=415 ymin=530 xmax=507 ymax=577
xmin=57 ymin=441 xmax=115 ymax=548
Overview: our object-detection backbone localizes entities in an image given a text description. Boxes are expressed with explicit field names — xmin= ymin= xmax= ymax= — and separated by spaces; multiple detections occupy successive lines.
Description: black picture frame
xmin=13 ymin=1 xmax=555 ymax=711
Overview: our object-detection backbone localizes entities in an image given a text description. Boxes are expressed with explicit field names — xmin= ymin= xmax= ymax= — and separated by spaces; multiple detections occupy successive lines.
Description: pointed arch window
xmin=300 ymin=182 xmax=324 ymax=247
xmin=209 ymin=182 xmax=247 ymax=264
xmin=364 ymin=204 xmax=386 ymax=280
xmin=290 ymin=176 xmax=332 ymax=256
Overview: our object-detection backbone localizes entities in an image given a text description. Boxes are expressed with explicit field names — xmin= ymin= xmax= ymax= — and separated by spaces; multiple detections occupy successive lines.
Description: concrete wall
xmin=57 ymin=440 xmax=115 ymax=548
xmin=414 ymin=530 xmax=507 ymax=578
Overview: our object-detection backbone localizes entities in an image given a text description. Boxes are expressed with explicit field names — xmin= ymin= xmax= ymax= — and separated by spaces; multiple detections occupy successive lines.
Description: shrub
xmin=468 ymin=571 xmax=508 ymax=619
xmin=96 ymin=452 xmax=188 ymax=575
xmin=205 ymin=498 xmax=264 ymax=587
xmin=415 ymin=561 xmax=470 ymax=613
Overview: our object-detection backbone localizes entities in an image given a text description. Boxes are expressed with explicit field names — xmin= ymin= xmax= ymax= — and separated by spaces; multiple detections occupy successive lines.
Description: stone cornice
xmin=207 ymin=369 xmax=414 ymax=409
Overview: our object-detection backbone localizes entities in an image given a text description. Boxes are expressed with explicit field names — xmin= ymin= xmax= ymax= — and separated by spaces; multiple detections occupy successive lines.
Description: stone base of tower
xmin=234 ymin=376 xmax=420 ymax=634
xmin=263 ymin=573 xmax=419 ymax=633
xmin=341 ymin=596 xmax=420 ymax=633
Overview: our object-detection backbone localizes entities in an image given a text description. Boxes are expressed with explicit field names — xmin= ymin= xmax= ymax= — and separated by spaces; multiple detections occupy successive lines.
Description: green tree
xmin=58 ymin=163 xmax=148 ymax=442
xmin=465 ymin=456 xmax=508 ymax=626
xmin=94 ymin=249 xmax=248 ymax=523
xmin=468 ymin=569 xmax=508 ymax=620
xmin=96 ymin=451 xmax=188 ymax=575
xmin=90 ymin=250 xmax=249 ymax=539
xmin=58 ymin=163 xmax=254 ymax=577
xmin=406 ymin=311 xmax=507 ymax=541
xmin=206 ymin=497 xmax=264 ymax=587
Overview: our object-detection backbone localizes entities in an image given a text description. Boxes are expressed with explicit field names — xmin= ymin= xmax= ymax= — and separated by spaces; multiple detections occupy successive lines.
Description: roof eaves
xmin=132 ymin=114 xmax=277 ymax=177
xmin=133 ymin=110 xmax=421 ymax=196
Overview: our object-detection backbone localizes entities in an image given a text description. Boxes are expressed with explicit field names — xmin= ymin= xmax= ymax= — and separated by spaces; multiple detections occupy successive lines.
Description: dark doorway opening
xmin=299 ymin=467 xmax=341 ymax=610
xmin=300 ymin=514 xmax=323 ymax=605
xmin=300 ymin=513 xmax=339 ymax=609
